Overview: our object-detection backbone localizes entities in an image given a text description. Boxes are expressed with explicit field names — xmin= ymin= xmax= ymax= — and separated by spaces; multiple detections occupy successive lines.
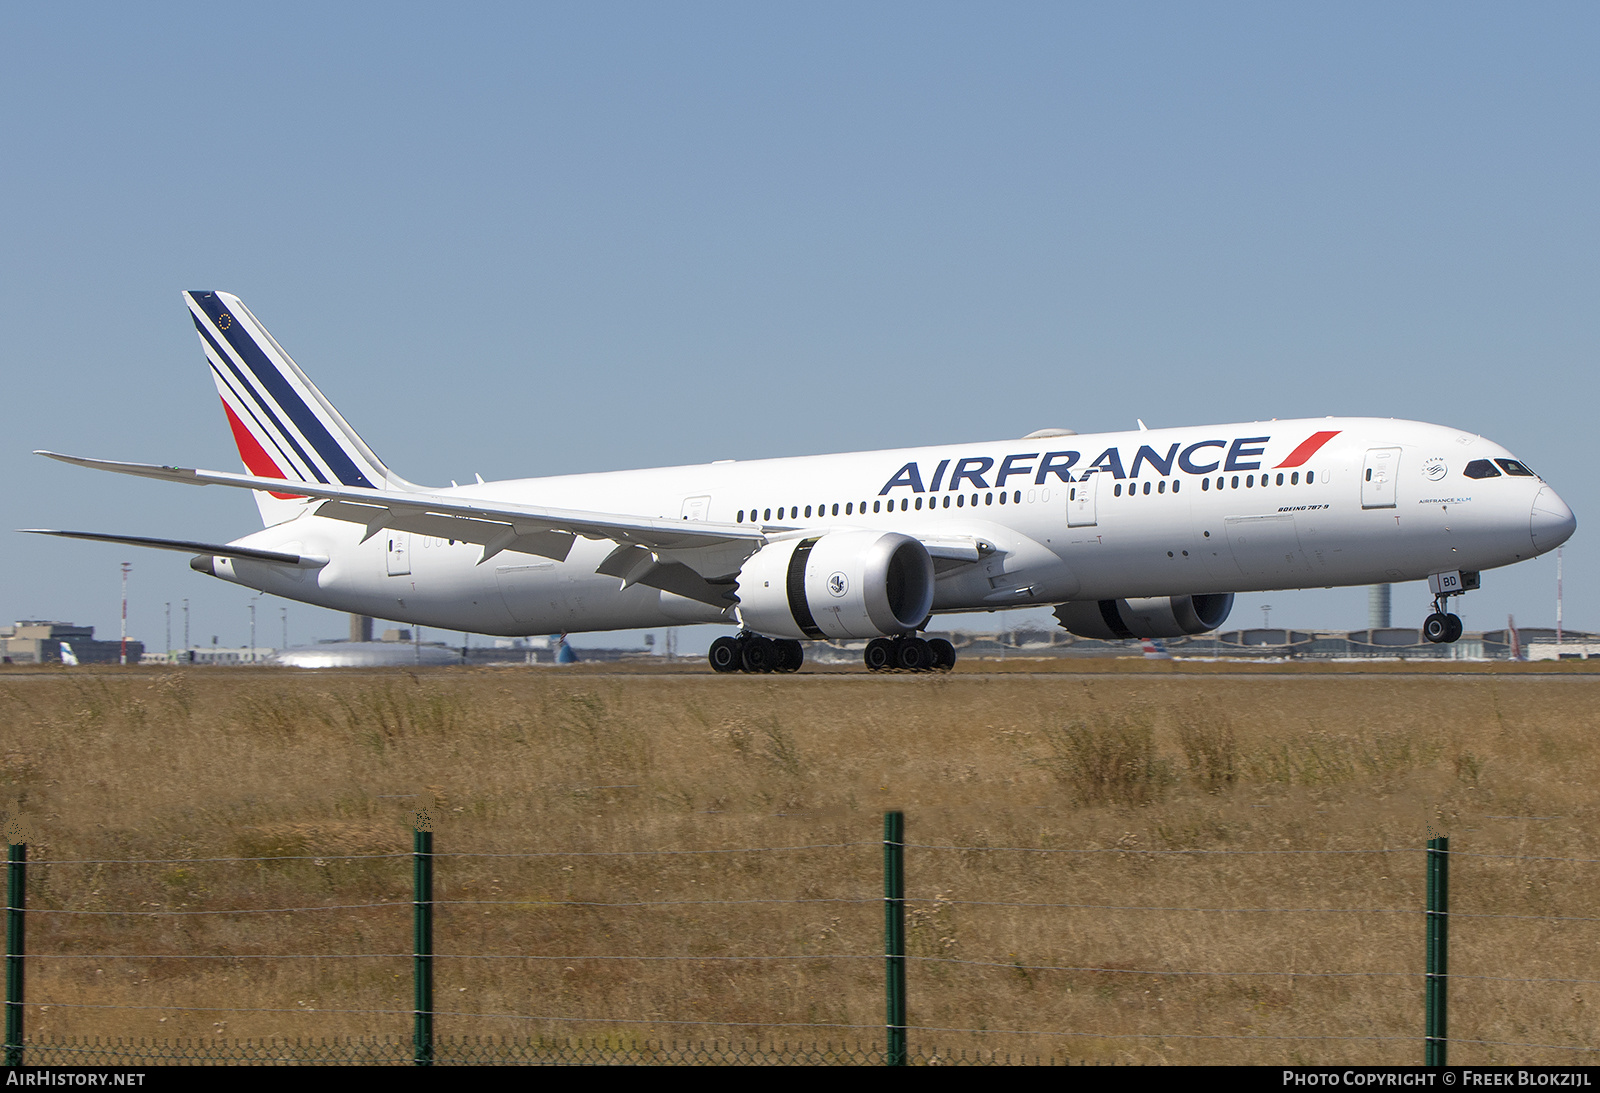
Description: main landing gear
xmin=708 ymin=632 xmax=804 ymax=674
xmin=864 ymin=634 xmax=956 ymax=673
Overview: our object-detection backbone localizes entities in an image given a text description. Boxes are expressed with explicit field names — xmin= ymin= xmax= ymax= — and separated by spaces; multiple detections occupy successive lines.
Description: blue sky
xmin=3 ymin=4 xmax=1595 ymax=652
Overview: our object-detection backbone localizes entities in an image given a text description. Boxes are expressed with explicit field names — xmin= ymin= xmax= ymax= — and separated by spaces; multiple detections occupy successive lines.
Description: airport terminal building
xmin=0 ymin=620 xmax=143 ymax=664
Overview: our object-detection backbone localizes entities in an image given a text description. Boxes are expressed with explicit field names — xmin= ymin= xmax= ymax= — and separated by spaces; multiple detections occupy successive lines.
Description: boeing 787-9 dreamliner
xmin=28 ymin=291 xmax=1576 ymax=673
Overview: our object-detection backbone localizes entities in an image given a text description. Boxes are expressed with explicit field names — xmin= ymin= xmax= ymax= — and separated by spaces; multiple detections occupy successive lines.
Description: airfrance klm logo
xmin=876 ymin=430 xmax=1339 ymax=495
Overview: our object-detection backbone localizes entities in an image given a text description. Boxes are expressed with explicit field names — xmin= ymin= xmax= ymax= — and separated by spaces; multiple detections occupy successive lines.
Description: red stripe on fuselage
xmin=221 ymin=399 xmax=305 ymax=499
xmin=1275 ymin=429 xmax=1340 ymax=468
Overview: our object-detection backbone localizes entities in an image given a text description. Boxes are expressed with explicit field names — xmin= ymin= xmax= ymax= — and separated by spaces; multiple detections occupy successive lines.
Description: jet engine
xmin=735 ymin=531 xmax=935 ymax=640
xmin=1054 ymin=594 xmax=1234 ymax=640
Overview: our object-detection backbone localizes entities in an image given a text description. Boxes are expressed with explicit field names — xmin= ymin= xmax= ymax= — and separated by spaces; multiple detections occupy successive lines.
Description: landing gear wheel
xmin=1444 ymin=613 xmax=1463 ymax=644
xmin=774 ymin=639 xmax=804 ymax=673
xmin=1423 ymin=579 xmax=1471 ymax=645
xmin=927 ymin=638 xmax=956 ymax=672
xmin=864 ymin=637 xmax=894 ymax=671
xmin=1423 ymin=613 xmax=1450 ymax=644
xmin=894 ymin=636 xmax=930 ymax=671
xmin=709 ymin=636 xmax=744 ymax=672
xmin=741 ymin=635 xmax=776 ymax=673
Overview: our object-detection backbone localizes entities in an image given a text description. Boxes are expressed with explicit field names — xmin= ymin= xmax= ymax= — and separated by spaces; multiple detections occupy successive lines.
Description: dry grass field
xmin=2 ymin=659 xmax=1597 ymax=1065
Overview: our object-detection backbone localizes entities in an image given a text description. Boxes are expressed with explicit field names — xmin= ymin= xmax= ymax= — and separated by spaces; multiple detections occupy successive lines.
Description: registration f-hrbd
xmin=28 ymin=292 xmax=1575 ymax=673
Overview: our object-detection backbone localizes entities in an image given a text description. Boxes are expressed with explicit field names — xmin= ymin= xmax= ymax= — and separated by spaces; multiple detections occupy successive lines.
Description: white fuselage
xmin=212 ymin=417 xmax=1571 ymax=637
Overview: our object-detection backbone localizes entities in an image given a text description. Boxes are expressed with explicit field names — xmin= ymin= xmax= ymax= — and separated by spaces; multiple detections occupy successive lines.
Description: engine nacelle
xmin=736 ymin=531 xmax=935 ymax=640
xmin=1054 ymin=594 xmax=1234 ymax=641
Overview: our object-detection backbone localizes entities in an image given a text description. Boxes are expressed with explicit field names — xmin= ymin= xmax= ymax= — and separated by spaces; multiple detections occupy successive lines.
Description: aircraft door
xmin=681 ymin=495 xmax=711 ymax=521
xmin=386 ymin=532 xmax=411 ymax=576
xmin=1361 ymin=448 xmax=1401 ymax=509
xmin=1066 ymin=472 xmax=1098 ymax=528
xmin=1225 ymin=514 xmax=1307 ymax=579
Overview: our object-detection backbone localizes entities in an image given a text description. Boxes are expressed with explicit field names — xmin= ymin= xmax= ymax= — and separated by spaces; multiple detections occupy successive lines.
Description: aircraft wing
xmin=36 ymin=451 xmax=997 ymax=582
xmin=36 ymin=451 xmax=768 ymax=577
xmin=20 ymin=529 xmax=329 ymax=568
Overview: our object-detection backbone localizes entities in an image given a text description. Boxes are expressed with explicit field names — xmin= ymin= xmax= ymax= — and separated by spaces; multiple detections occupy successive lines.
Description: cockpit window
xmin=1463 ymin=459 xmax=1501 ymax=479
xmin=1495 ymin=459 xmax=1536 ymax=477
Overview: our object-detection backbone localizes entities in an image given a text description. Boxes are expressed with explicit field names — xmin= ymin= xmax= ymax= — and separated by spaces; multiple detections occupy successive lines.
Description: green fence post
xmin=414 ymin=825 xmax=434 ymax=1066
xmin=883 ymin=811 xmax=906 ymax=1066
xmin=1425 ymin=836 xmax=1449 ymax=1066
xmin=5 ymin=842 xmax=24 ymax=1068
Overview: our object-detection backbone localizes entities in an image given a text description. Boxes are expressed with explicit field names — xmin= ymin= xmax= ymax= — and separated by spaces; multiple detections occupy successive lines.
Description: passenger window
xmin=737 ymin=510 xmax=744 ymax=522
xmin=998 ymin=491 xmax=1007 ymax=505
xmin=1230 ymin=476 xmax=1239 ymax=489
xmin=1158 ymin=480 xmax=1166 ymax=494
xmin=1276 ymin=473 xmax=1284 ymax=486
xmin=1114 ymin=483 xmax=1123 ymax=497
xmin=1014 ymin=491 xmax=1022 ymax=503
xmin=1202 ymin=478 xmax=1209 ymax=491
xmin=915 ymin=497 xmax=923 ymax=510
xmin=1306 ymin=471 xmax=1314 ymax=484
xmin=1173 ymin=479 xmax=1181 ymax=494
xmin=873 ymin=500 xmax=881 ymax=513
xmin=1290 ymin=472 xmax=1299 ymax=485
xmin=956 ymin=495 xmax=964 ymax=507
xmin=1246 ymin=475 xmax=1254 ymax=487
xmin=986 ymin=492 xmax=993 ymax=505
xmin=901 ymin=498 xmax=909 ymax=511
xmin=1464 ymin=459 xmax=1501 ymax=479
xmin=1495 ymin=459 xmax=1535 ymax=477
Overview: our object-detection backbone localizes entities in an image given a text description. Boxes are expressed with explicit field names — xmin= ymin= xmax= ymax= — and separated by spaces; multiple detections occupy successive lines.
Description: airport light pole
xmin=119 ymin=562 xmax=131 ymax=665
xmin=249 ymin=597 xmax=259 ymax=664
xmin=182 ymin=599 xmax=189 ymax=657
xmin=165 ymin=602 xmax=171 ymax=657
xmin=1556 ymin=547 xmax=1563 ymax=647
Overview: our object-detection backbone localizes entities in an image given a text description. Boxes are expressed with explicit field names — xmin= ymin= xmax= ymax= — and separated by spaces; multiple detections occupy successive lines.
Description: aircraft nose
xmin=1530 ymin=486 xmax=1576 ymax=554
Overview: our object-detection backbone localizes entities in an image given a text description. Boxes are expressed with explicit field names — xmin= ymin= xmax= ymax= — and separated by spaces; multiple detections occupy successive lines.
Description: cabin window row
xmin=1198 ymin=470 xmax=1315 ymax=491
xmin=735 ymin=490 xmax=1030 ymax=524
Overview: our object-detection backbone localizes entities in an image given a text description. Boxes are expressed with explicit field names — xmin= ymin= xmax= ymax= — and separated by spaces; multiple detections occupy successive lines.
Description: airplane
xmin=26 ymin=291 xmax=1576 ymax=674
xmin=1138 ymin=638 xmax=1172 ymax=660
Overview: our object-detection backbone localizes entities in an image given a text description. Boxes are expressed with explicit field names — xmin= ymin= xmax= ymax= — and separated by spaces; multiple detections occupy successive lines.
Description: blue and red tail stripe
xmin=187 ymin=291 xmax=377 ymax=489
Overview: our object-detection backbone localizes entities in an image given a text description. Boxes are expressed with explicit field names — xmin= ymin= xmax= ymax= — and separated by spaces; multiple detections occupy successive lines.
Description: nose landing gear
xmin=1422 ymin=570 xmax=1477 ymax=644
xmin=1422 ymin=609 xmax=1464 ymax=644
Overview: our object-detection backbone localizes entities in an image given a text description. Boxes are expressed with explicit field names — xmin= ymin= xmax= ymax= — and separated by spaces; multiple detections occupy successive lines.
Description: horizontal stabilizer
xmin=20 ymin=529 xmax=329 ymax=569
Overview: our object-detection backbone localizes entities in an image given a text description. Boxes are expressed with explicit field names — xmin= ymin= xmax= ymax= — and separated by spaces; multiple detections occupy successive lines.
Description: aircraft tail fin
xmin=184 ymin=291 xmax=418 ymax=525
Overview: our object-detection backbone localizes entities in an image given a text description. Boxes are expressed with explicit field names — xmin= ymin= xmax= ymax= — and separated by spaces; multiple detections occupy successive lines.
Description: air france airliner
xmin=27 ymin=292 xmax=1576 ymax=673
